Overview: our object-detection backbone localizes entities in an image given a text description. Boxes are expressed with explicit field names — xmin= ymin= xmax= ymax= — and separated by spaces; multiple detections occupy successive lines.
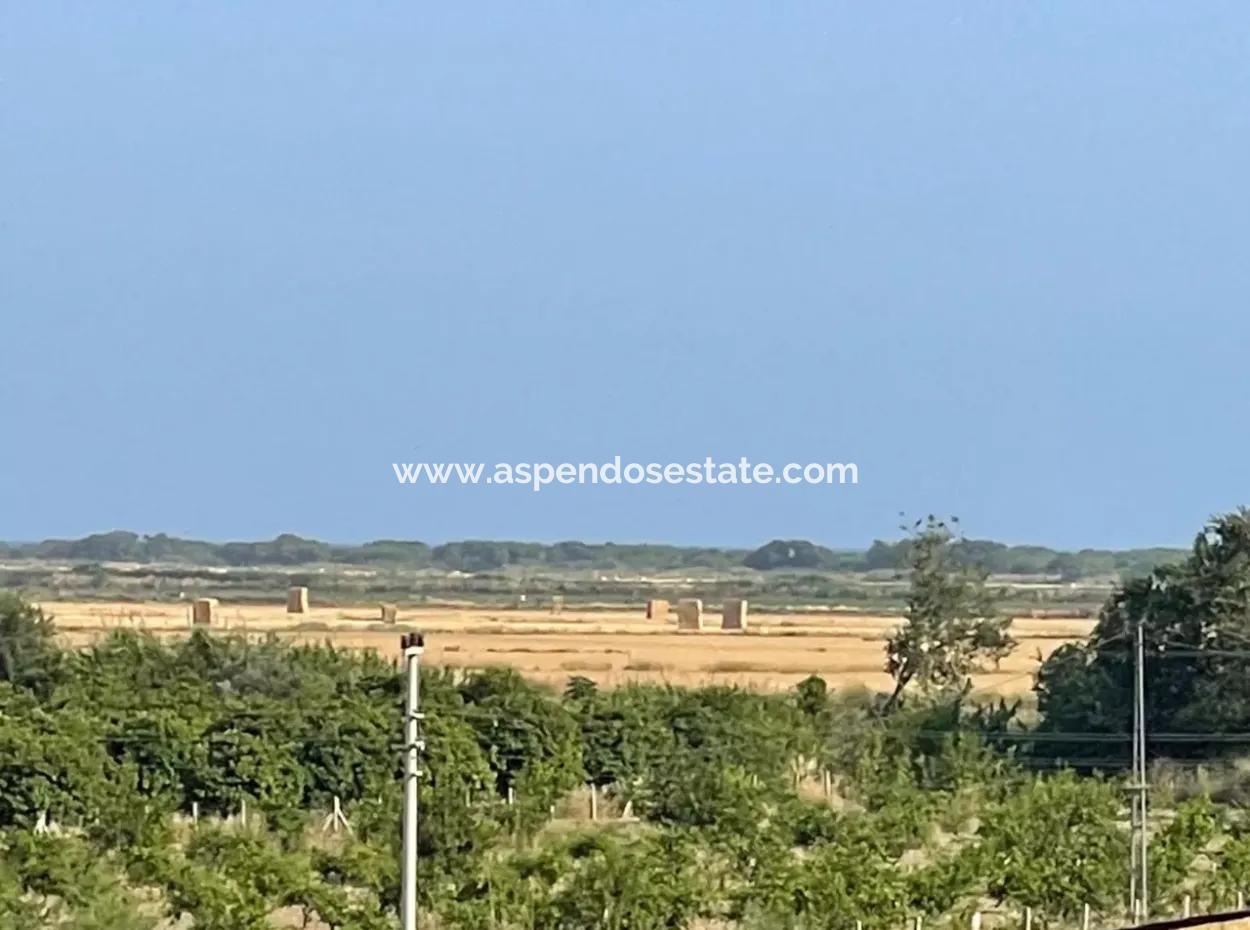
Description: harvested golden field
xmin=42 ymin=600 xmax=1094 ymax=694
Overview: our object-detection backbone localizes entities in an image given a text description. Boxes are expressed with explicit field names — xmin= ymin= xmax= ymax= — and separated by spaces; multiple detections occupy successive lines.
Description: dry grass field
xmin=40 ymin=599 xmax=1095 ymax=695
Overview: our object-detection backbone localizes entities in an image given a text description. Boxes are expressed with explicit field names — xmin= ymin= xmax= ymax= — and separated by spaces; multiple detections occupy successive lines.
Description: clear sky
xmin=3 ymin=3 xmax=1249 ymax=550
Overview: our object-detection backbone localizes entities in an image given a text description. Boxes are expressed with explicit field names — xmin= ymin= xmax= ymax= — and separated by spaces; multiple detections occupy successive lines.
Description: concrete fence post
xmin=1082 ymin=902 xmax=1091 ymax=930
xmin=321 ymin=796 xmax=352 ymax=834
xmin=1182 ymin=894 xmax=1191 ymax=918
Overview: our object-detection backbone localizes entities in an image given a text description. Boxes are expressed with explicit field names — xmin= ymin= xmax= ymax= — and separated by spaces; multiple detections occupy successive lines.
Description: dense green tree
xmin=0 ymin=690 xmax=135 ymax=828
xmin=794 ymin=837 xmax=911 ymax=927
xmin=565 ymin=678 xmax=671 ymax=789
xmin=539 ymin=831 xmax=706 ymax=930
xmin=794 ymin=675 xmax=829 ymax=719
xmin=743 ymin=539 xmax=837 ymax=571
xmin=0 ymin=594 xmax=60 ymax=693
xmin=1038 ymin=509 xmax=1250 ymax=756
xmin=1 ymin=831 xmax=156 ymax=929
xmin=459 ymin=667 xmax=584 ymax=830
xmin=976 ymin=772 xmax=1124 ymax=915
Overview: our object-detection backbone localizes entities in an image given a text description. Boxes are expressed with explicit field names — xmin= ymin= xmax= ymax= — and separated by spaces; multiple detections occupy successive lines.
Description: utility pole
xmin=1131 ymin=619 xmax=1149 ymax=920
xmin=1130 ymin=689 xmax=1138 ymax=913
xmin=1130 ymin=622 xmax=1139 ymax=912
xmin=401 ymin=632 xmax=425 ymax=930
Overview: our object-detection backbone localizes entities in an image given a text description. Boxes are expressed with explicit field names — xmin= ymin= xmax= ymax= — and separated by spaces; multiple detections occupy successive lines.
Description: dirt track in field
xmin=42 ymin=600 xmax=1094 ymax=694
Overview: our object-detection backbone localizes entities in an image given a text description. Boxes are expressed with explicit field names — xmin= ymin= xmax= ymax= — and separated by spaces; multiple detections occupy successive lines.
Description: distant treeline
xmin=0 ymin=530 xmax=1186 ymax=579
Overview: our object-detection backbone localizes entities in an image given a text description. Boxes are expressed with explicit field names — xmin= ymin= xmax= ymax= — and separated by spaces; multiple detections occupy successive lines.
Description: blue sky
xmin=3 ymin=3 xmax=1249 ymax=550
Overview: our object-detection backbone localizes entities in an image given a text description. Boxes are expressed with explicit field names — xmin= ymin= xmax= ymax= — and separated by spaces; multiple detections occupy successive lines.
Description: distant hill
xmin=0 ymin=530 xmax=1187 ymax=580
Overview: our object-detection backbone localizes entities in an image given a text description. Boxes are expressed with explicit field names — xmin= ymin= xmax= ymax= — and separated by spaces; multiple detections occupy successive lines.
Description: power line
xmin=926 ymin=731 xmax=1250 ymax=744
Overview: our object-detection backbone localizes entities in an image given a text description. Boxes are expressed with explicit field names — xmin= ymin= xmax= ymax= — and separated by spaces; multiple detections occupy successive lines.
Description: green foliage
xmin=1038 ymin=508 xmax=1250 ymax=758
xmin=865 ymin=535 xmax=1182 ymax=578
xmin=0 ymin=859 xmax=41 ymax=930
xmin=794 ymin=836 xmax=912 ymax=926
xmin=459 ymin=667 xmax=585 ymax=831
xmin=794 ymin=675 xmax=828 ymax=719
xmin=976 ymin=772 xmax=1124 ymax=915
xmin=543 ymin=831 xmax=705 ymax=930
xmin=743 ymin=540 xmax=840 ymax=571
xmin=5 ymin=585 xmax=1249 ymax=928
xmin=5 ymin=529 xmax=1188 ymax=579
xmin=0 ymin=831 xmax=156 ymax=929
xmin=14 ymin=531 xmax=748 ymax=572
xmin=0 ymin=593 xmax=60 ymax=693
xmin=885 ymin=517 xmax=1014 ymax=709
xmin=1149 ymin=795 xmax=1219 ymax=909
xmin=0 ymin=689 xmax=137 ymax=828
xmin=1213 ymin=826 xmax=1250 ymax=909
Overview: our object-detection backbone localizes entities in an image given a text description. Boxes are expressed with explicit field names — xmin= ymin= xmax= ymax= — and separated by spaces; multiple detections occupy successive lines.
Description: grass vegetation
xmin=4 ymin=511 xmax=1250 ymax=928
xmin=0 ymin=594 xmax=1243 ymax=930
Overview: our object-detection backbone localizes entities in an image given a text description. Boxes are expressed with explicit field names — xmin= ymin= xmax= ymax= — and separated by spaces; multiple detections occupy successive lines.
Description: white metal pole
xmin=401 ymin=632 xmax=425 ymax=930
xmin=1131 ymin=636 xmax=1140 ymax=914
xmin=1136 ymin=621 xmax=1149 ymax=918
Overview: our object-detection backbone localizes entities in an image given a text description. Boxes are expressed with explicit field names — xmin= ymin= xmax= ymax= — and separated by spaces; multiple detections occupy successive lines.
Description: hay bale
xmin=191 ymin=597 xmax=218 ymax=626
xmin=675 ymin=598 xmax=703 ymax=631
xmin=646 ymin=598 xmax=670 ymax=621
xmin=380 ymin=603 xmax=398 ymax=624
xmin=721 ymin=598 xmax=748 ymax=631
xmin=286 ymin=586 xmax=309 ymax=614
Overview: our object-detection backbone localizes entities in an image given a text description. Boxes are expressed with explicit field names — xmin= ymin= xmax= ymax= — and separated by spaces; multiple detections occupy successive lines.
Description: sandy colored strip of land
xmin=42 ymin=601 xmax=1095 ymax=694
